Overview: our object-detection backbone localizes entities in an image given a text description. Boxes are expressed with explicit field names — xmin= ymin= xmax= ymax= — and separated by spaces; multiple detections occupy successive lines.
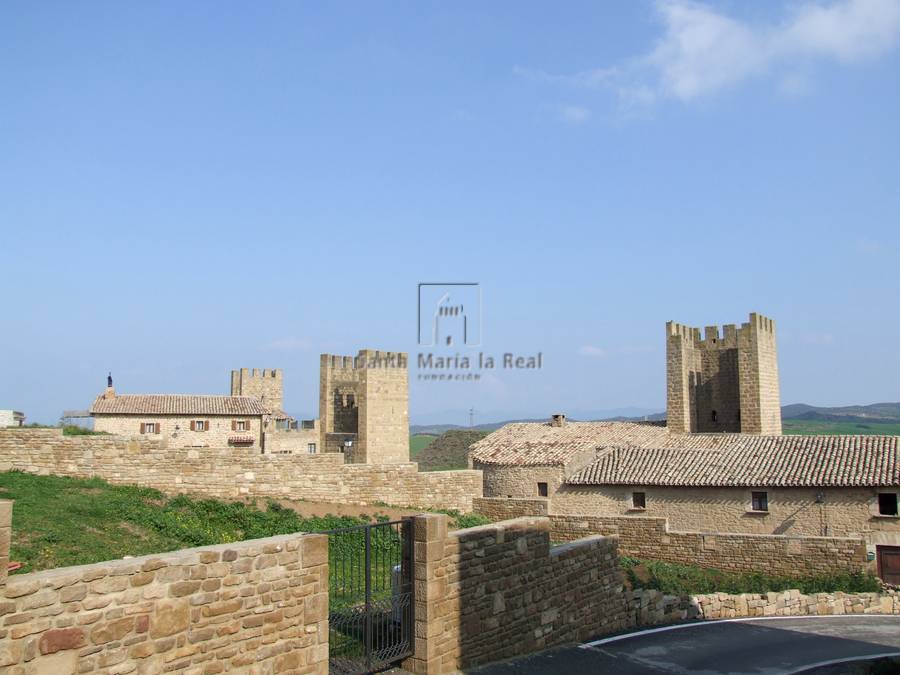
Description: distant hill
xmin=412 ymin=429 xmax=490 ymax=471
xmin=411 ymin=402 xmax=900 ymax=435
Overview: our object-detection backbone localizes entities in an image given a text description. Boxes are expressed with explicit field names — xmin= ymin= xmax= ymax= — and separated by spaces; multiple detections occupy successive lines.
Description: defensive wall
xmin=472 ymin=497 xmax=870 ymax=577
xmin=0 ymin=500 xmax=328 ymax=674
xmin=0 ymin=429 xmax=482 ymax=513
xmin=0 ymin=503 xmax=896 ymax=674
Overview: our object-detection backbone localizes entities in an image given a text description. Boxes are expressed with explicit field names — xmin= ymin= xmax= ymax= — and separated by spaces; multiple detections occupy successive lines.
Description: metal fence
xmin=326 ymin=519 xmax=414 ymax=675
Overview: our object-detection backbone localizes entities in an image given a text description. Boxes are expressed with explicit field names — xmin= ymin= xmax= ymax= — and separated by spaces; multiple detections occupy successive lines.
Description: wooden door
xmin=877 ymin=545 xmax=900 ymax=585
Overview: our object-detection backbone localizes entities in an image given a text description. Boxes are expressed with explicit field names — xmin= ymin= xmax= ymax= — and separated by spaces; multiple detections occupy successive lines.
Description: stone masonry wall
xmin=0 ymin=498 xmax=328 ymax=674
xmin=402 ymin=515 xmax=631 ymax=674
xmin=0 ymin=429 xmax=483 ymax=513
xmin=630 ymin=587 xmax=899 ymax=626
xmin=551 ymin=484 xmax=900 ymax=542
xmin=93 ymin=415 xmax=263 ymax=450
xmin=472 ymin=498 xmax=869 ymax=577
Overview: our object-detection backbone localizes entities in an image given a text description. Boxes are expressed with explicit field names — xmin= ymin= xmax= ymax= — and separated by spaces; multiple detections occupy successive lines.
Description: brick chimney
xmin=550 ymin=413 xmax=566 ymax=427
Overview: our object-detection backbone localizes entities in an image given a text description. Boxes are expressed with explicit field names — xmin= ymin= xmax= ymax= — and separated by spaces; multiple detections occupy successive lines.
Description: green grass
xmin=783 ymin=419 xmax=900 ymax=436
xmin=409 ymin=434 xmax=437 ymax=458
xmin=0 ymin=471 xmax=400 ymax=574
xmin=620 ymin=556 xmax=882 ymax=595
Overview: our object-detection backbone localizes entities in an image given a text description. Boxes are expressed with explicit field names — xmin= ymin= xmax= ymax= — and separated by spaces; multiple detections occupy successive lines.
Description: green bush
xmin=620 ymin=556 xmax=881 ymax=595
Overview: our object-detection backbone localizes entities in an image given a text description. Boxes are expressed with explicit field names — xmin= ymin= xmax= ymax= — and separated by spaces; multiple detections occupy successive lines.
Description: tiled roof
xmin=469 ymin=421 xmax=735 ymax=467
xmin=567 ymin=435 xmax=900 ymax=487
xmin=90 ymin=395 xmax=267 ymax=416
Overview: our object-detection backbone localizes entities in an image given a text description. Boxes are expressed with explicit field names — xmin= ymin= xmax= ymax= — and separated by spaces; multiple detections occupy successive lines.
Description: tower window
xmin=711 ymin=410 xmax=718 ymax=423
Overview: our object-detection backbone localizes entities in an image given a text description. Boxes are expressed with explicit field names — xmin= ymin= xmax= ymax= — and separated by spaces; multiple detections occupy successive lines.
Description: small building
xmin=90 ymin=388 xmax=267 ymax=449
xmin=0 ymin=410 xmax=25 ymax=428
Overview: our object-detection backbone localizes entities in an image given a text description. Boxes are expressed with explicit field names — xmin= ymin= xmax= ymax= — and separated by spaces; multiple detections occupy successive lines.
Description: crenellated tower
xmin=230 ymin=368 xmax=284 ymax=415
xmin=666 ymin=313 xmax=781 ymax=435
xmin=319 ymin=350 xmax=409 ymax=464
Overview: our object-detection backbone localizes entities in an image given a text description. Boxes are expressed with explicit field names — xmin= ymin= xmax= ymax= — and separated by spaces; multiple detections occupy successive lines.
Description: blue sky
xmin=2 ymin=1 xmax=899 ymax=425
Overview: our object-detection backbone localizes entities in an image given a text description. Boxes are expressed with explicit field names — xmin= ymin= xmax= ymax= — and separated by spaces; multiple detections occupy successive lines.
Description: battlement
xmin=321 ymin=350 xmax=408 ymax=370
xmin=232 ymin=368 xmax=283 ymax=380
xmin=230 ymin=368 xmax=284 ymax=412
xmin=667 ymin=313 xmax=776 ymax=350
xmin=666 ymin=312 xmax=781 ymax=435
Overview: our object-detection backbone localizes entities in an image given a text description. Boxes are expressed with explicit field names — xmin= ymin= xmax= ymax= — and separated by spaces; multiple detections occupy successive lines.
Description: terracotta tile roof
xmin=567 ymin=435 xmax=900 ymax=487
xmin=469 ymin=421 xmax=735 ymax=467
xmin=90 ymin=395 xmax=267 ymax=416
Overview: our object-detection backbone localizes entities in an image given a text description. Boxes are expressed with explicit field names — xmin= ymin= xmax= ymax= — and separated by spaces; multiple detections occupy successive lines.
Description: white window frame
xmin=144 ymin=422 xmax=157 ymax=434
xmin=307 ymin=443 xmax=317 ymax=454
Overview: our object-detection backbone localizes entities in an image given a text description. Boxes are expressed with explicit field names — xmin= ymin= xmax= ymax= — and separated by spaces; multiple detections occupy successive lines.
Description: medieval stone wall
xmin=0 ymin=499 xmax=328 ymax=674
xmin=403 ymin=514 xmax=631 ymax=674
xmin=0 ymin=429 xmax=483 ymax=513
xmin=472 ymin=498 xmax=870 ymax=577
xmin=477 ymin=464 xmax=566 ymax=501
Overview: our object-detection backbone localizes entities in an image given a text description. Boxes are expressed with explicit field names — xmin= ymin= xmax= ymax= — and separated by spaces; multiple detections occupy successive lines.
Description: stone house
xmin=90 ymin=388 xmax=267 ymax=449
xmin=470 ymin=416 xmax=900 ymax=576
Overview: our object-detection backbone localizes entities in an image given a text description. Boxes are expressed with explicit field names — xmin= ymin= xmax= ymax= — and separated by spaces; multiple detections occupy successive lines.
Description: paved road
xmin=468 ymin=616 xmax=900 ymax=674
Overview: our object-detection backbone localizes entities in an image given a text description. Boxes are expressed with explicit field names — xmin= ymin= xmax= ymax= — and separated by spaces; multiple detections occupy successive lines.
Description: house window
xmin=308 ymin=443 xmax=317 ymax=454
xmin=537 ymin=482 xmax=548 ymax=497
xmin=141 ymin=422 xmax=157 ymax=434
xmin=632 ymin=491 xmax=646 ymax=509
xmin=234 ymin=420 xmax=247 ymax=432
xmin=878 ymin=493 xmax=899 ymax=516
xmin=191 ymin=420 xmax=209 ymax=432
xmin=751 ymin=491 xmax=768 ymax=512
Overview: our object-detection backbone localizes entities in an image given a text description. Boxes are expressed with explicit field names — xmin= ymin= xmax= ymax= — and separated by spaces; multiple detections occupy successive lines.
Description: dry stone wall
xmin=0 ymin=499 xmax=328 ymax=675
xmin=630 ymin=587 xmax=899 ymax=626
xmin=0 ymin=429 xmax=482 ymax=513
xmin=403 ymin=514 xmax=631 ymax=674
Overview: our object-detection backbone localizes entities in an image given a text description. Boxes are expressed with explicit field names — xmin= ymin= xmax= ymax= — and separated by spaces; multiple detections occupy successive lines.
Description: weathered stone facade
xmin=403 ymin=514 xmax=631 ymax=674
xmin=0 ymin=500 xmax=328 ymax=674
xmin=93 ymin=414 xmax=264 ymax=450
xmin=473 ymin=498 xmax=871 ymax=577
xmin=477 ymin=464 xmax=567 ymax=500
xmin=667 ymin=312 xmax=781 ymax=434
xmin=0 ymin=429 xmax=483 ymax=513
xmin=263 ymin=421 xmax=320 ymax=455
xmin=551 ymin=484 xmax=900 ymax=546
xmin=319 ymin=350 xmax=409 ymax=464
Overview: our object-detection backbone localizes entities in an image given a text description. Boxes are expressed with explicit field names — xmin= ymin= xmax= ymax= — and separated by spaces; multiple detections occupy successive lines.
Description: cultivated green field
xmin=782 ymin=419 xmax=900 ymax=435
xmin=409 ymin=433 xmax=437 ymax=458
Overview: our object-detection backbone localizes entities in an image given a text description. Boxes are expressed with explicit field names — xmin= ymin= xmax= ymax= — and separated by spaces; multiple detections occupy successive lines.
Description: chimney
xmin=550 ymin=413 xmax=566 ymax=428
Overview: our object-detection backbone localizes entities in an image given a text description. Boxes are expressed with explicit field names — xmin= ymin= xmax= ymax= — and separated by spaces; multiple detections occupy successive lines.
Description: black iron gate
xmin=325 ymin=518 xmax=415 ymax=674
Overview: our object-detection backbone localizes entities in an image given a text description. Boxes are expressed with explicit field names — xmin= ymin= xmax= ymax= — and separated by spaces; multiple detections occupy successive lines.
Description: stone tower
xmin=666 ymin=313 xmax=781 ymax=435
xmin=230 ymin=368 xmax=284 ymax=414
xmin=319 ymin=350 xmax=409 ymax=464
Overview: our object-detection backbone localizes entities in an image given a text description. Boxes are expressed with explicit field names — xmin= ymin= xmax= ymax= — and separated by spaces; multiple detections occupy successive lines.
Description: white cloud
xmin=578 ymin=345 xmax=608 ymax=357
xmin=556 ymin=105 xmax=592 ymax=124
xmin=518 ymin=0 xmax=900 ymax=104
xmin=856 ymin=237 xmax=883 ymax=253
xmin=264 ymin=337 xmax=312 ymax=352
xmin=801 ymin=333 xmax=836 ymax=345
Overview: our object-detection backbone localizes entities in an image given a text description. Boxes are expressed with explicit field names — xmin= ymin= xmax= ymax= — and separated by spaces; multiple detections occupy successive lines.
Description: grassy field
xmin=409 ymin=433 xmax=437 ymax=458
xmin=411 ymin=429 xmax=490 ymax=471
xmin=620 ymin=556 xmax=881 ymax=595
xmin=783 ymin=419 xmax=900 ymax=435
xmin=0 ymin=471 xmax=487 ymax=574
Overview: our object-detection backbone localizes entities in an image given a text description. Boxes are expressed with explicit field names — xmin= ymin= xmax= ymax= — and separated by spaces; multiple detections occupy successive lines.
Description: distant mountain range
xmin=410 ymin=402 xmax=900 ymax=435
